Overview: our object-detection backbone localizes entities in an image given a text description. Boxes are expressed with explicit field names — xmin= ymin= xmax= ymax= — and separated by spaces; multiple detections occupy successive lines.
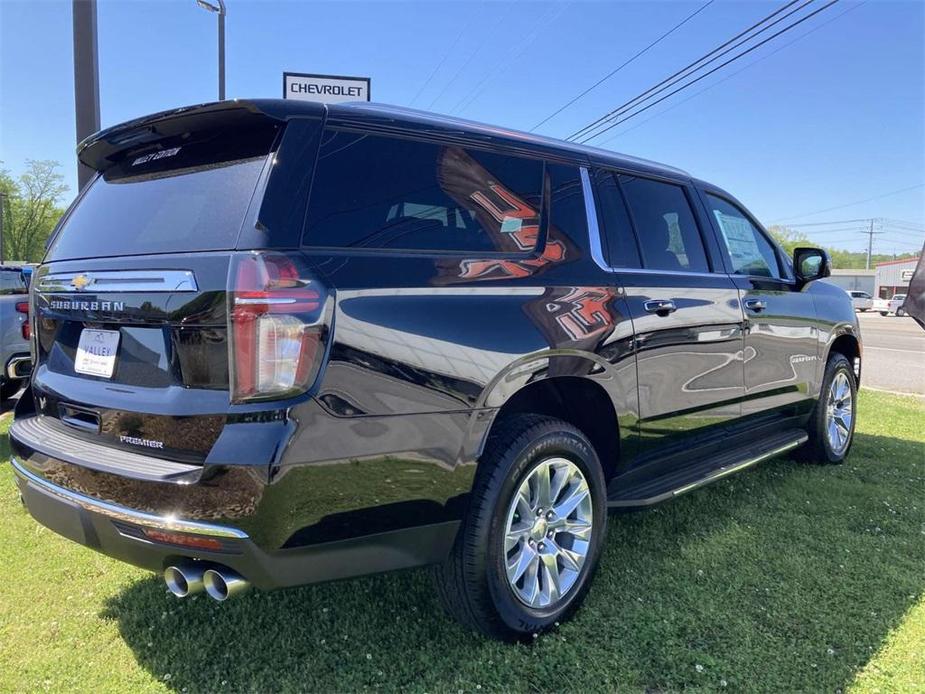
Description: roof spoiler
xmin=77 ymin=99 xmax=325 ymax=173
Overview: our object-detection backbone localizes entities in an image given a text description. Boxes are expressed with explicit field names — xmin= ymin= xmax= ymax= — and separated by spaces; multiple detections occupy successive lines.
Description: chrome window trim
xmin=11 ymin=457 xmax=249 ymax=539
xmin=37 ymin=270 xmax=198 ymax=294
xmin=581 ymin=166 xmax=734 ymax=279
xmin=579 ymin=167 xmax=609 ymax=272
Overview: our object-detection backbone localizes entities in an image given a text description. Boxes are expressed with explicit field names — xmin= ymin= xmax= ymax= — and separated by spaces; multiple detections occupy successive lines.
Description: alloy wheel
xmin=825 ymin=371 xmax=853 ymax=455
xmin=502 ymin=457 xmax=593 ymax=609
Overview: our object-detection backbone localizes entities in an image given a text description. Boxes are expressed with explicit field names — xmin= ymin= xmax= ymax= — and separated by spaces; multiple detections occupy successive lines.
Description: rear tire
xmin=880 ymin=311 xmax=888 ymax=316
xmin=896 ymin=307 xmax=905 ymax=317
xmin=433 ymin=414 xmax=607 ymax=641
xmin=798 ymin=352 xmax=857 ymax=464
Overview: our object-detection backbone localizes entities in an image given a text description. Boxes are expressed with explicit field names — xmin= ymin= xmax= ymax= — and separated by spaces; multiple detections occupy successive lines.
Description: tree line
xmin=767 ymin=225 xmax=918 ymax=270
xmin=1 ymin=160 xmax=68 ymax=263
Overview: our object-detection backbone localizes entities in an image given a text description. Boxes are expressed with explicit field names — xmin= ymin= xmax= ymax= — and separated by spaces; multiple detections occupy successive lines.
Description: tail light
xmin=228 ymin=252 xmax=330 ymax=403
xmin=15 ymin=301 xmax=30 ymax=340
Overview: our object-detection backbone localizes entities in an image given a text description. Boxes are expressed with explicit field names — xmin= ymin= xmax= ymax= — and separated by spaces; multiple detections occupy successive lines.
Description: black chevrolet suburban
xmin=9 ymin=100 xmax=861 ymax=640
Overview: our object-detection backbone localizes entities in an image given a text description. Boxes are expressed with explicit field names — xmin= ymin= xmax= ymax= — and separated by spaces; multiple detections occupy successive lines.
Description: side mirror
xmin=793 ymin=247 xmax=831 ymax=286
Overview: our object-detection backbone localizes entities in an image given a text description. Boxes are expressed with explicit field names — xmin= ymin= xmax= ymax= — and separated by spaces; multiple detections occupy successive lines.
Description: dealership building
xmin=822 ymin=269 xmax=876 ymax=295
xmin=875 ymin=257 xmax=919 ymax=298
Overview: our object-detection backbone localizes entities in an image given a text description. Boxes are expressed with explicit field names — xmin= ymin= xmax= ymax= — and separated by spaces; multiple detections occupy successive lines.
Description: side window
xmin=618 ymin=175 xmax=709 ymax=273
xmin=304 ymin=131 xmax=544 ymax=253
xmin=547 ymin=162 xmax=588 ymax=250
xmin=593 ymin=170 xmax=641 ymax=268
xmin=705 ymin=194 xmax=782 ymax=279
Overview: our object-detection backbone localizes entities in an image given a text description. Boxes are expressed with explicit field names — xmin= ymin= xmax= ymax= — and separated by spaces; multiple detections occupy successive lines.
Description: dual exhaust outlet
xmin=164 ymin=563 xmax=250 ymax=601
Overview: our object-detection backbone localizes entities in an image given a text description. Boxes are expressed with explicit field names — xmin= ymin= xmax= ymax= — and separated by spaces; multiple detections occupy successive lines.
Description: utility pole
xmin=866 ymin=218 xmax=874 ymax=270
xmin=73 ymin=0 xmax=101 ymax=191
xmin=196 ymin=0 xmax=227 ymax=100
xmin=218 ymin=6 xmax=225 ymax=100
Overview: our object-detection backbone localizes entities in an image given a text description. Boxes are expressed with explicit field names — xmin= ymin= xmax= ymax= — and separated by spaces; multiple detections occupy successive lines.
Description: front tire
xmin=799 ymin=352 xmax=857 ymax=464
xmin=434 ymin=414 xmax=607 ymax=640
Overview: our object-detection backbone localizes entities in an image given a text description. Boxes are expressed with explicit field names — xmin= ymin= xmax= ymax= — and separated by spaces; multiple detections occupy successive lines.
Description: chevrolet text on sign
xmin=283 ymin=72 xmax=371 ymax=104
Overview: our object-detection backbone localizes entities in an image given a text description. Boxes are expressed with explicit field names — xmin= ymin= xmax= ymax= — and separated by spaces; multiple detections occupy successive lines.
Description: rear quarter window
xmin=303 ymin=131 xmax=545 ymax=254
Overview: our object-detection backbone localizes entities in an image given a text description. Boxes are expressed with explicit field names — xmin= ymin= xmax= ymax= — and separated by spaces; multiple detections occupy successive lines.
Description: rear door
xmin=698 ymin=190 xmax=819 ymax=418
xmin=29 ymin=112 xmax=281 ymax=462
xmin=593 ymin=169 xmax=745 ymax=459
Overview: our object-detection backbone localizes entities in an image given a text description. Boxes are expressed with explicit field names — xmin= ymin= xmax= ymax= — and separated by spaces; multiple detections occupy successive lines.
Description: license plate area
xmin=75 ymin=329 xmax=121 ymax=378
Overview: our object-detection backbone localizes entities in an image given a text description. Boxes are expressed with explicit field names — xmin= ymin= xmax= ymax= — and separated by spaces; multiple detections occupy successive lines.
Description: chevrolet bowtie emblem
xmin=71 ymin=274 xmax=92 ymax=291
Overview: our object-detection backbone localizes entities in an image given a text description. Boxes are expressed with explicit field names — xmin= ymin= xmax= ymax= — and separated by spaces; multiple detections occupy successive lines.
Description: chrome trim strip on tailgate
xmin=11 ymin=458 xmax=249 ymax=539
xmin=9 ymin=416 xmax=201 ymax=483
xmin=37 ymin=270 xmax=198 ymax=293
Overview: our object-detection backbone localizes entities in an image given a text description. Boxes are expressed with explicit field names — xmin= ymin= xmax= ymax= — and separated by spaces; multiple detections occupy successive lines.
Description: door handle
xmin=744 ymin=298 xmax=767 ymax=312
xmin=644 ymin=299 xmax=677 ymax=315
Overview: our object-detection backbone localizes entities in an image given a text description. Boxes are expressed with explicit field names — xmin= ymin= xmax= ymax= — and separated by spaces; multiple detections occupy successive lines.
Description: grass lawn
xmin=1 ymin=390 xmax=923 ymax=693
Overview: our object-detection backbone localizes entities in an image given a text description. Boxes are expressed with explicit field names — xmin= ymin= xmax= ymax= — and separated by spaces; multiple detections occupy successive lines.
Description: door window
xmin=305 ymin=131 xmax=544 ymax=253
xmin=593 ymin=171 xmax=641 ymax=268
xmin=706 ymin=194 xmax=783 ymax=279
xmin=618 ymin=175 xmax=709 ymax=272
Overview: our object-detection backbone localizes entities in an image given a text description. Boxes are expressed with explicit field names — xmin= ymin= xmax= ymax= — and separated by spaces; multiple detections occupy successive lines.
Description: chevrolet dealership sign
xmin=283 ymin=72 xmax=371 ymax=104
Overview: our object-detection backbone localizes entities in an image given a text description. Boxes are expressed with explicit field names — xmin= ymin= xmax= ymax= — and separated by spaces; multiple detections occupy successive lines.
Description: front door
xmin=699 ymin=191 xmax=819 ymax=418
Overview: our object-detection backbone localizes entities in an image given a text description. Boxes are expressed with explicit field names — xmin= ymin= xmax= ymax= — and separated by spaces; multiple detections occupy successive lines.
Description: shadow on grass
xmin=98 ymin=429 xmax=922 ymax=692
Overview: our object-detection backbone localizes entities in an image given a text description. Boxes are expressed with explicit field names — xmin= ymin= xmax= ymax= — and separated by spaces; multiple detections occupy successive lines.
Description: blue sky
xmin=1 ymin=0 xmax=923 ymax=254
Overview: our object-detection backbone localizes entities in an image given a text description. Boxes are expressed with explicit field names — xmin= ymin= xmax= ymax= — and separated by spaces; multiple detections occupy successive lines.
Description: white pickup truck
xmin=873 ymin=293 xmax=908 ymax=316
xmin=847 ymin=290 xmax=874 ymax=311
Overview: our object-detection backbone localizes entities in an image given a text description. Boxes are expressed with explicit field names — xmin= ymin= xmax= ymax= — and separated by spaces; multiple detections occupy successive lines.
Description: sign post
xmin=283 ymin=72 xmax=371 ymax=104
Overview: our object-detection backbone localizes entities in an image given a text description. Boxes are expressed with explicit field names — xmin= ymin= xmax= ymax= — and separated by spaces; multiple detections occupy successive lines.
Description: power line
xmin=594 ymin=0 xmax=867 ymax=145
xmin=573 ymin=0 xmax=842 ymax=144
xmin=770 ymin=184 xmax=925 ymax=222
xmin=880 ymin=228 xmax=925 ymax=238
xmin=425 ymin=2 xmax=516 ymax=111
xmin=884 ymin=217 xmax=925 ymax=227
xmin=882 ymin=219 xmax=925 ymax=231
xmin=568 ymin=0 xmax=809 ymax=142
xmin=781 ymin=217 xmax=879 ymax=227
xmin=529 ymin=0 xmax=715 ymax=132
xmin=788 ymin=227 xmax=871 ymax=234
xmin=449 ymin=3 xmax=570 ymax=116
xmin=407 ymin=10 xmax=475 ymax=107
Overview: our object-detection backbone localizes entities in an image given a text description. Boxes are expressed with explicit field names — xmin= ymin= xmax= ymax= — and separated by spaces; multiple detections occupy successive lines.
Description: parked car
xmin=0 ymin=263 xmax=32 ymax=400
xmin=874 ymin=293 xmax=908 ymax=316
xmin=847 ymin=290 xmax=873 ymax=312
xmin=8 ymin=100 xmax=861 ymax=640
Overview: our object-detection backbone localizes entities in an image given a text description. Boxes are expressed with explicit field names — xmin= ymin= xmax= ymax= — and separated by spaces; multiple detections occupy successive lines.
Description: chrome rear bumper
xmin=10 ymin=457 xmax=248 ymax=539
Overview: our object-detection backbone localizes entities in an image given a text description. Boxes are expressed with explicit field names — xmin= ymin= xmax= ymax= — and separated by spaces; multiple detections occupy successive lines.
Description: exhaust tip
xmin=164 ymin=564 xmax=205 ymax=598
xmin=203 ymin=568 xmax=250 ymax=601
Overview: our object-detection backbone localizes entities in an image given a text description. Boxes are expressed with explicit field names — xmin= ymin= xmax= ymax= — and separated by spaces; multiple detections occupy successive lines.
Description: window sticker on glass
xmin=714 ymin=211 xmax=768 ymax=274
xmin=500 ymin=217 xmax=524 ymax=234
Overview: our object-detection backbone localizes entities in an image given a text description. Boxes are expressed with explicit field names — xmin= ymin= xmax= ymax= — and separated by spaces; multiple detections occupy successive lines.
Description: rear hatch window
xmin=47 ymin=117 xmax=280 ymax=261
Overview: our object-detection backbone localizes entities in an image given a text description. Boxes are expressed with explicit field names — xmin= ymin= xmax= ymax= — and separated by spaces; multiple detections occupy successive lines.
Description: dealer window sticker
xmin=714 ymin=210 xmax=769 ymax=275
